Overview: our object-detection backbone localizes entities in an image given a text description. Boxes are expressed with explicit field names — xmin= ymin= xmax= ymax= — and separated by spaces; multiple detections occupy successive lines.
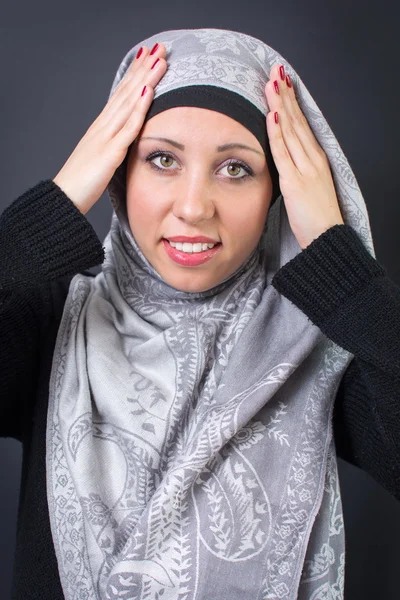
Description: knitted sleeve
xmin=271 ymin=224 xmax=400 ymax=502
xmin=0 ymin=179 xmax=105 ymax=440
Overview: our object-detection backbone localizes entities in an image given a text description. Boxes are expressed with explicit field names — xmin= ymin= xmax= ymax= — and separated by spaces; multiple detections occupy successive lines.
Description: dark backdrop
xmin=1 ymin=0 xmax=399 ymax=598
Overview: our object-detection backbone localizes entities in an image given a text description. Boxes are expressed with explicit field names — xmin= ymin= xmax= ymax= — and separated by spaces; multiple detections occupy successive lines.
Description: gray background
xmin=1 ymin=0 xmax=400 ymax=598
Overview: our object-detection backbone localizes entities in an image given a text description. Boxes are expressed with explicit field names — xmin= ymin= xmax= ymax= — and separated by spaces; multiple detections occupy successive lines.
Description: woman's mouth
xmin=162 ymin=238 xmax=222 ymax=266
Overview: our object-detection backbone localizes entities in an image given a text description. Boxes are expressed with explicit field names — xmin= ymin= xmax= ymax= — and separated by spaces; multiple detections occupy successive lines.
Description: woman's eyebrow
xmin=139 ymin=136 xmax=263 ymax=156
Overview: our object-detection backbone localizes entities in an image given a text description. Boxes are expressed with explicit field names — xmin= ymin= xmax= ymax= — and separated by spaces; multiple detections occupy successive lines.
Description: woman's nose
xmin=171 ymin=179 xmax=216 ymax=225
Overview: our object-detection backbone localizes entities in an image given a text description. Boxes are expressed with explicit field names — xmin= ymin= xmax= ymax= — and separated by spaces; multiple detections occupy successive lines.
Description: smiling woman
xmin=1 ymin=25 xmax=400 ymax=600
xmin=125 ymin=106 xmax=273 ymax=292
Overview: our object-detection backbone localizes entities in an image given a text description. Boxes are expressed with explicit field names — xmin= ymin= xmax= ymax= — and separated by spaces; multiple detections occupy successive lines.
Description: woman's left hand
xmin=265 ymin=63 xmax=345 ymax=250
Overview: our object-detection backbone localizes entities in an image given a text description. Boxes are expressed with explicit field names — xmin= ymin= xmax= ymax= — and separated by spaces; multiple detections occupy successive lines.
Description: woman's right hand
xmin=53 ymin=42 xmax=167 ymax=215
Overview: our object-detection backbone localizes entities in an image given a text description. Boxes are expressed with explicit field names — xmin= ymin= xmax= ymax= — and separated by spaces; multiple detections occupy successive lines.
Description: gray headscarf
xmin=46 ymin=28 xmax=376 ymax=600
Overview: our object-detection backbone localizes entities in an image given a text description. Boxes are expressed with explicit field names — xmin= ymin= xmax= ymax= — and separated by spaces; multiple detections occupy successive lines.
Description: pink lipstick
xmin=162 ymin=238 xmax=222 ymax=267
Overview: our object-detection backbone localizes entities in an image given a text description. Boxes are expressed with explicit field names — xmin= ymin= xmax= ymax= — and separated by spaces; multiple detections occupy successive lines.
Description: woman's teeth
xmin=168 ymin=241 xmax=216 ymax=253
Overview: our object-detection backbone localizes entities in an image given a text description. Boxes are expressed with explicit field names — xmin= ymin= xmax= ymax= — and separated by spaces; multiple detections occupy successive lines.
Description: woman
xmin=1 ymin=27 xmax=399 ymax=600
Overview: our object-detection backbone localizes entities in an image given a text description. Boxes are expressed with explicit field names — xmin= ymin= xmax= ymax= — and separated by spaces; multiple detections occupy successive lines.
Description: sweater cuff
xmin=1 ymin=179 xmax=105 ymax=289
xmin=271 ymin=224 xmax=387 ymax=326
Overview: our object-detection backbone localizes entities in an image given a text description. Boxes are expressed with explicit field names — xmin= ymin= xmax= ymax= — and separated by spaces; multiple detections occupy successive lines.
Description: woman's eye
xmin=220 ymin=163 xmax=249 ymax=179
xmin=148 ymin=153 xmax=177 ymax=170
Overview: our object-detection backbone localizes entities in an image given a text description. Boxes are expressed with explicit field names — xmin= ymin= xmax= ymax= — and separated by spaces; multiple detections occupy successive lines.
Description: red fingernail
xmin=150 ymin=43 xmax=159 ymax=55
xmin=136 ymin=47 xmax=143 ymax=59
xmin=141 ymin=85 xmax=147 ymax=97
xmin=273 ymin=80 xmax=280 ymax=95
xmin=279 ymin=65 xmax=285 ymax=81
xmin=286 ymin=74 xmax=292 ymax=88
xmin=151 ymin=58 xmax=160 ymax=70
xmin=274 ymin=112 xmax=279 ymax=124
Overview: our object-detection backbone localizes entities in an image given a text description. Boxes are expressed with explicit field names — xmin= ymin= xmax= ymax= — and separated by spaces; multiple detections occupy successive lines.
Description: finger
xmin=266 ymin=108 xmax=299 ymax=179
xmin=106 ymin=43 xmax=165 ymax=113
xmin=269 ymin=64 xmax=327 ymax=166
xmin=112 ymin=82 xmax=157 ymax=149
xmin=265 ymin=77 xmax=310 ymax=172
xmin=99 ymin=47 xmax=167 ymax=138
xmin=117 ymin=43 xmax=165 ymax=92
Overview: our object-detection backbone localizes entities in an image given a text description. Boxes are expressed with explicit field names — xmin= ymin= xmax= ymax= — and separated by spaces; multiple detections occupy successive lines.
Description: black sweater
xmin=1 ymin=179 xmax=400 ymax=599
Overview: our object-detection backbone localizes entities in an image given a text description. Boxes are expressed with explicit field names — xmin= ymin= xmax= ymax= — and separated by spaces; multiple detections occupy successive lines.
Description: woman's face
xmin=126 ymin=107 xmax=273 ymax=293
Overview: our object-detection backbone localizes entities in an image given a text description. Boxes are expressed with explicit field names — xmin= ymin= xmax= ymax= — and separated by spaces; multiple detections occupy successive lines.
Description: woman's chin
xmin=153 ymin=261 xmax=231 ymax=293
xmin=161 ymin=272 xmax=223 ymax=293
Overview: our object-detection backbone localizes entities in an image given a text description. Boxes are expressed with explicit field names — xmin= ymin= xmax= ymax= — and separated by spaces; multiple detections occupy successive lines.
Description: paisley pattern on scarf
xmin=46 ymin=28 xmax=376 ymax=600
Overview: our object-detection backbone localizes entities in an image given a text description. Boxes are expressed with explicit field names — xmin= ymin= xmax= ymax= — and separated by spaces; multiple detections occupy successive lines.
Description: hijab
xmin=46 ymin=27 xmax=376 ymax=600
